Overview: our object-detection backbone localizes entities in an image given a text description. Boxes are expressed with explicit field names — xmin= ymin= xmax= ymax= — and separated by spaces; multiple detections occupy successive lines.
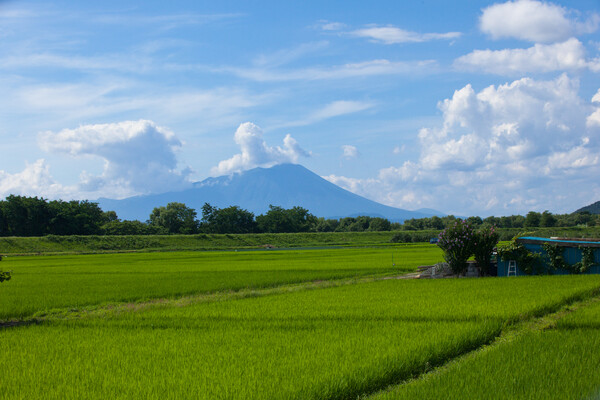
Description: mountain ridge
xmin=574 ymin=200 xmax=600 ymax=214
xmin=98 ymin=163 xmax=443 ymax=222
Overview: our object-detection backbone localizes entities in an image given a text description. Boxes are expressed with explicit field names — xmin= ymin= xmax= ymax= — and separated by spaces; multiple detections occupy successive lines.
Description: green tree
xmin=149 ymin=202 xmax=199 ymax=234
xmin=315 ymin=217 xmax=339 ymax=232
xmin=429 ymin=216 xmax=445 ymax=230
xmin=473 ymin=225 xmax=499 ymax=276
xmin=200 ymin=203 xmax=256 ymax=234
xmin=256 ymin=205 xmax=317 ymax=233
xmin=367 ymin=217 xmax=391 ymax=232
xmin=524 ymin=211 xmax=541 ymax=228
xmin=0 ymin=195 xmax=51 ymax=236
xmin=540 ymin=210 xmax=557 ymax=227
xmin=48 ymin=200 xmax=105 ymax=235
xmin=102 ymin=210 xmax=119 ymax=223
xmin=466 ymin=216 xmax=483 ymax=227
xmin=437 ymin=219 xmax=475 ymax=275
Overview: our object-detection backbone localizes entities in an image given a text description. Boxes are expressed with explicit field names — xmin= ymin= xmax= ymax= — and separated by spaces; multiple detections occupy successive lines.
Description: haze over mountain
xmin=98 ymin=164 xmax=442 ymax=222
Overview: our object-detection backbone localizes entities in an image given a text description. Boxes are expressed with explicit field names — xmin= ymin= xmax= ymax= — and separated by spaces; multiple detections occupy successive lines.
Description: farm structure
xmin=498 ymin=237 xmax=600 ymax=276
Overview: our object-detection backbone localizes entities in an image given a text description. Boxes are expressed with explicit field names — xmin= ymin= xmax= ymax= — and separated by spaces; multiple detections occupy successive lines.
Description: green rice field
xmin=0 ymin=246 xmax=442 ymax=320
xmin=369 ymin=298 xmax=600 ymax=400
xmin=2 ymin=245 xmax=600 ymax=399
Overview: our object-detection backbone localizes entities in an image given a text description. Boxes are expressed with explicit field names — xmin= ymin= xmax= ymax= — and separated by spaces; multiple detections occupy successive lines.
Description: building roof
xmin=517 ymin=236 xmax=600 ymax=248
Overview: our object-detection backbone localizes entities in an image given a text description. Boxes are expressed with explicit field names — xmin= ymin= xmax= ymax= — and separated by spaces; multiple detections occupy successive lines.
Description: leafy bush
xmin=437 ymin=220 xmax=475 ymax=275
xmin=0 ymin=255 xmax=10 ymax=283
xmin=390 ymin=233 xmax=411 ymax=243
xmin=473 ymin=225 xmax=499 ymax=276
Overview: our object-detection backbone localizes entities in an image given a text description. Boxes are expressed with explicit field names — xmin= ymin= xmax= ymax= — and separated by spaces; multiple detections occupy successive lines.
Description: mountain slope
xmin=98 ymin=164 xmax=442 ymax=222
xmin=574 ymin=201 xmax=600 ymax=214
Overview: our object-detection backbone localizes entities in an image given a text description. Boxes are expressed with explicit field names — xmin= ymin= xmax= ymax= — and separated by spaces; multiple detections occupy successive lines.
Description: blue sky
xmin=1 ymin=0 xmax=599 ymax=217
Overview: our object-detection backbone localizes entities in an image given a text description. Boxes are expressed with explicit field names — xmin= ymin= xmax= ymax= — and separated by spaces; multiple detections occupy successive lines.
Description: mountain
xmin=574 ymin=201 xmax=600 ymax=214
xmin=98 ymin=164 xmax=443 ymax=222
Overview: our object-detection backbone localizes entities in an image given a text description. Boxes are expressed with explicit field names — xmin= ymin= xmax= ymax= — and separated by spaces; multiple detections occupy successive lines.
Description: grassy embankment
xmin=0 ymin=231 xmax=425 ymax=255
xmin=2 ymin=274 xmax=600 ymax=399
xmin=1 ymin=226 xmax=599 ymax=255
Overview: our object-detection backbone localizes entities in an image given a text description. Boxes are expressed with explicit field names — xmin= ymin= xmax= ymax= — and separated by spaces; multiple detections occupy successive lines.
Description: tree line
xmin=0 ymin=195 xmax=598 ymax=237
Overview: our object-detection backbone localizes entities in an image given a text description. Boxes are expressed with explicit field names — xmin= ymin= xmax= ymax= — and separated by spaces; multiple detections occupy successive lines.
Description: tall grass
xmin=2 ymin=276 xmax=599 ymax=399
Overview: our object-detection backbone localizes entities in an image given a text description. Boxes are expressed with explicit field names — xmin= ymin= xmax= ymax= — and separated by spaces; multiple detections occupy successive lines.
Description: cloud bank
xmin=326 ymin=75 xmax=600 ymax=216
xmin=455 ymin=38 xmax=600 ymax=75
xmin=480 ymin=0 xmax=599 ymax=43
xmin=0 ymin=159 xmax=71 ymax=199
xmin=38 ymin=120 xmax=191 ymax=198
xmin=211 ymin=122 xmax=309 ymax=176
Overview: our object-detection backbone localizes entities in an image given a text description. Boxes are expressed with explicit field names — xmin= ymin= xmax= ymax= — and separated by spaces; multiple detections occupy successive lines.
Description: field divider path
xmin=363 ymin=291 xmax=600 ymax=399
xmin=1 ymin=271 xmax=418 ymax=327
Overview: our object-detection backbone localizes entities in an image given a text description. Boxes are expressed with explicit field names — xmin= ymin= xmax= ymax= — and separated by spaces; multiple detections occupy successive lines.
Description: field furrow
xmin=2 ymin=275 xmax=600 ymax=399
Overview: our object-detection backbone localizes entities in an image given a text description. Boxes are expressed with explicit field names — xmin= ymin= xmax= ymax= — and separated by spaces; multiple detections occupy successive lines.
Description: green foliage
xmin=524 ymin=211 xmax=542 ymax=227
xmin=390 ymin=232 xmax=412 ymax=243
xmin=437 ymin=220 xmax=475 ymax=274
xmin=497 ymin=236 xmax=544 ymax=275
xmin=472 ymin=225 xmax=499 ymax=275
xmin=542 ymin=244 xmax=599 ymax=274
xmin=314 ymin=217 xmax=339 ymax=232
xmin=149 ymin=202 xmax=199 ymax=234
xmin=102 ymin=220 xmax=168 ymax=235
xmin=541 ymin=243 xmax=569 ymax=273
xmin=0 ymin=195 xmax=107 ymax=236
xmin=200 ymin=203 xmax=256 ymax=234
xmin=575 ymin=246 xmax=599 ymax=273
xmin=0 ymin=254 xmax=10 ymax=283
xmin=0 ymin=267 xmax=10 ymax=283
xmin=540 ymin=210 xmax=557 ymax=227
xmin=255 ymin=205 xmax=316 ymax=233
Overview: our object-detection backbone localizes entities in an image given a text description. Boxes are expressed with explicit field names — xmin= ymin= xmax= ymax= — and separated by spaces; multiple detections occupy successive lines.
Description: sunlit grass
xmin=368 ymin=296 xmax=600 ymax=400
xmin=2 ymin=276 xmax=599 ymax=399
xmin=0 ymin=245 xmax=442 ymax=320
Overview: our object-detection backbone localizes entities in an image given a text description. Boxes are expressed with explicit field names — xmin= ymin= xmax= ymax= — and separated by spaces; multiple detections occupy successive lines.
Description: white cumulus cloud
xmin=480 ymin=0 xmax=599 ymax=43
xmin=39 ymin=120 xmax=191 ymax=198
xmin=327 ymin=75 xmax=600 ymax=216
xmin=211 ymin=122 xmax=309 ymax=176
xmin=0 ymin=159 xmax=73 ymax=200
xmin=342 ymin=145 xmax=359 ymax=159
xmin=455 ymin=38 xmax=599 ymax=75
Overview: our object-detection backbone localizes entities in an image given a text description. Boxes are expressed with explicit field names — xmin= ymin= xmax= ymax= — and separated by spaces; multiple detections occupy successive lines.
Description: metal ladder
xmin=507 ymin=260 xmax=517 ymax=277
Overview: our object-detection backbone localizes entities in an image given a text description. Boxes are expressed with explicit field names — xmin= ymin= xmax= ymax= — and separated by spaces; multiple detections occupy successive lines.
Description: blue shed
xmin=497 ymin=237 xmax=600 ymax=276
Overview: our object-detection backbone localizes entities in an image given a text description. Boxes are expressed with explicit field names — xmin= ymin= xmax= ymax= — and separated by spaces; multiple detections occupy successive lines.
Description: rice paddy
xmin=368 ymin=297 xmax=600 ymax=400
xmin=2 ymin=245 xmax=600 ymax=399
xmin=0 ymin=246 xmax=441 ymax=320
